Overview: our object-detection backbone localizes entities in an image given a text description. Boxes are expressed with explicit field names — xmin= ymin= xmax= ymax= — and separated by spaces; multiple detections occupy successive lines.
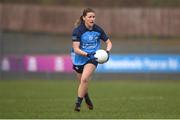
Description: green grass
xmin=0 ymin=80 xmax=180 ymax=119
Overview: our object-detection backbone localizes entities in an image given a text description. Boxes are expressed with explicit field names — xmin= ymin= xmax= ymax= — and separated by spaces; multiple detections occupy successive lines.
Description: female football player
xmin=71 ymin=8 xmax=112 ymax=112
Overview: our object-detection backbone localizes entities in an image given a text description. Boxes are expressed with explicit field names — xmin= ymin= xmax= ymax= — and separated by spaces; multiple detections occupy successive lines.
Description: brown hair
xmin=74 ymin=8 xmax=95 ymax=27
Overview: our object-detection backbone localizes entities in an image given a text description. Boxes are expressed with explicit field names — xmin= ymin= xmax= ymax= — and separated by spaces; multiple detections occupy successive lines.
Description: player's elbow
xmin=106 ymin=39 xmax=112 ymax=50
xmin=73 ymin=47 xmax=81 ymax=54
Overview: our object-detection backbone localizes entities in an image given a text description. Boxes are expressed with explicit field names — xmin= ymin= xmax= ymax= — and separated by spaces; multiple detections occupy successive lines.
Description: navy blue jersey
xmin=71 ymin=23 xmax=109 ymax=65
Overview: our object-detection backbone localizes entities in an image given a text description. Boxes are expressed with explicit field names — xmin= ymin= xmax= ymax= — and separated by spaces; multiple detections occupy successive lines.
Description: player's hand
xmin=106 ymin=50 xmax=110 ymax=62
xmin=87 ymin=52 xmax=97 ymax=61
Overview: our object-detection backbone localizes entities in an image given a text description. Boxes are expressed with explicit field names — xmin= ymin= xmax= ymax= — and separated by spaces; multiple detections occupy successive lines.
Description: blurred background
xmin=0 ymin=0 xmax=180 ymax=80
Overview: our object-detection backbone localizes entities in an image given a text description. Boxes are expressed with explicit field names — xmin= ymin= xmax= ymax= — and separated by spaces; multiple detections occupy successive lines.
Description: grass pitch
xmin=0 ymin=80 xmax=180 ymax=119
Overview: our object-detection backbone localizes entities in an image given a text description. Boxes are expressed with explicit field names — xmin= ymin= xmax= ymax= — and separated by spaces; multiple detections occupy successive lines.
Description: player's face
xmin=83 ymin=12 xmax=95 ymax=29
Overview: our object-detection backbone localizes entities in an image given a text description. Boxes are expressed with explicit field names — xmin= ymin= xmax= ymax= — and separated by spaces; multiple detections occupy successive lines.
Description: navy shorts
xmin=73 ymin=60 xmax=98 ymax=74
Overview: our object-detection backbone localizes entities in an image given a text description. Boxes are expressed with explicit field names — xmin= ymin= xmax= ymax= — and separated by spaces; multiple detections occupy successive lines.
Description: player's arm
xmin=99 ymin=26 xmax=112 ymax=52
xmin=73 ymin=41 xmax=88 ymax=56
xmin=72 ymin=28 xmax=89 ymax=57
xmin=105 ymin=39 xmax=112 ymax=52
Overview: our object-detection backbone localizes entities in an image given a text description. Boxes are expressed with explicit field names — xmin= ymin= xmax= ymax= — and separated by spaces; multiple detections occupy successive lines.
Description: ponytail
xmin=74 ymin=16 xmax=84 ymax=27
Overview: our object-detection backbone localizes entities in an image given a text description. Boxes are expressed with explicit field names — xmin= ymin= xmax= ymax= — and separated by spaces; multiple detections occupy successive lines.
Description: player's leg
xmin=73 ymin=65 xmax=84 ymax=112
xmin=74 ymin=72 xmax=83 ymax=112
xmin=75 ymin=71 xmax=93 ymax=110
xmin=76 ymin=63 xmax=96 ymax=111
xmin=84 ymin=92 xmax=94 ymax=110
xmin=82 ymin=61 xmax=98 ymax=110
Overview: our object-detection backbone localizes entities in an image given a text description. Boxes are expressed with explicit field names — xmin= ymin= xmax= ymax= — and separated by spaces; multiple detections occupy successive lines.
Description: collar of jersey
xmin=81 ymin=23 xmax=95 ymax=32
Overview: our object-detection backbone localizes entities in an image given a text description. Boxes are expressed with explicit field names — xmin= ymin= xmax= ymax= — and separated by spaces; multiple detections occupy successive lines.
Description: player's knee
xmin=81 ymin=78 xmax=88 ymax=84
